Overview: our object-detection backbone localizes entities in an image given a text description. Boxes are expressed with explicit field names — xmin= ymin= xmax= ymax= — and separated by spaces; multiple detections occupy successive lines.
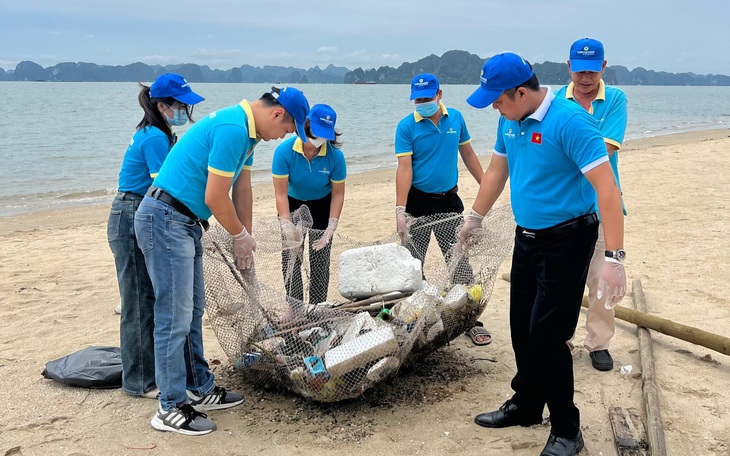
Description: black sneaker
xmin=150 ymin=403 xmax=216 ymax=436
xmin=188 ymin=386 xmax=244 ymax=411
xmin=590 ymin=349 xmax=614 ymax=371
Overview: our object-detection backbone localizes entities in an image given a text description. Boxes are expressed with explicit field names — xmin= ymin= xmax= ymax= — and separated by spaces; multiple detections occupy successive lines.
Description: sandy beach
xmin=1 ymin=129 xmax=729 ymax=455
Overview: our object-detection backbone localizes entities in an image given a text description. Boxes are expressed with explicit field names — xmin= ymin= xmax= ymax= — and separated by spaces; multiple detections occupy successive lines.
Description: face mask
xmin=307 ymin=137 xmax=326 ymax=148
xmin=415 ymin=100 xmax=439 ymax=117
xmin=165 ymin=105 xmax=188 ymax=126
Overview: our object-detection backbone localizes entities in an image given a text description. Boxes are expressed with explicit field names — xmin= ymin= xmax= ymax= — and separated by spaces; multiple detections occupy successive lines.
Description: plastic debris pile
xmin=202 ymin=205 xmax=515 ymax=402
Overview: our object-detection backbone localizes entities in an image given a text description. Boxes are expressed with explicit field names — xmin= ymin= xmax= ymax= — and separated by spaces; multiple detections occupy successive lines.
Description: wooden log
xmin=500 ymin=273 xmax=730 ymax=357
xmin=633 ymin=279 xmax=668 ymax=456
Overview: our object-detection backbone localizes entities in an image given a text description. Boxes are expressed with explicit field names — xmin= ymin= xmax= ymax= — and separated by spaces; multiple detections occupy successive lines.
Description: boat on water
xmin=353 ymin=81 xmax=377 ymax=85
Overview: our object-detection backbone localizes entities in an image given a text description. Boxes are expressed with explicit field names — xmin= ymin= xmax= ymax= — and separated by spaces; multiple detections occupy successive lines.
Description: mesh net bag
xmin=202 ymin=204 xmax=515 ymax=402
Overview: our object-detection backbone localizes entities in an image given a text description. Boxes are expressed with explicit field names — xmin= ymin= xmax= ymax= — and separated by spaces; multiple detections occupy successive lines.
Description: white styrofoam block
xmin=324 ymin=326 xmax=398 ymax=378
xmin=338 ymin=243 xmax=423 ymax=299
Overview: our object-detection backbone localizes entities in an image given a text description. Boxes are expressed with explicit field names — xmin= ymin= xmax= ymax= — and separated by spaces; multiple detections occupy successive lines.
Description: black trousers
xmin=508 ymin=215 xmax=598 ymax=439
xmin=281 ymin=193 xmax=332 ymax=304
xmin=405 ymin=186 xmax=473 ymax=284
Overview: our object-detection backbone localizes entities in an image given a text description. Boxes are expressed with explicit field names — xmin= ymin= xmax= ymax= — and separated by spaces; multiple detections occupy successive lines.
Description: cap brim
xmin=295 ymin=121 xmax=308 ymax=143
xmin=410 ymin=89 xmax=438 ymax=101
xmin=310 ymin=122 xmax=335 ymax=141
xmin=174 ymin=91 xmax=205 ymax=105
xmin=466 ymin=86 xmax=503 ymax=109
xmin=570 ymin=59 xmax=603 ymax=72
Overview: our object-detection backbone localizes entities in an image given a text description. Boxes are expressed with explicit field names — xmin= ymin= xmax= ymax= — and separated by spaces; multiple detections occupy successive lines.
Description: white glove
xmin=312 ymin=217 xmax=338 ymax=251
xmin=396 ymin=206 xmax=409 ymax=244
xmin=232 ymin=227 xmax=256 ymax=271
xmin=597 ymin=258 xmax=627 ymax=309
xmin=279 ymin=218 xmax=303 ymax=249
xmin=458 ymin=209 xmax=485 ymax=246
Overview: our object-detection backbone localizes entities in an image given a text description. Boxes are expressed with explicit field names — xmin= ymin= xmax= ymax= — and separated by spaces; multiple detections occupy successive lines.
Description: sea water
xmin=0 ymin=82 xmax=728 ymax=216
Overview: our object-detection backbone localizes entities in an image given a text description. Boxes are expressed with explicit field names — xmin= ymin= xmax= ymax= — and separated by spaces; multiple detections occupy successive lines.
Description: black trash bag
xmin=42 ymin=346 xmax=122 ymax=389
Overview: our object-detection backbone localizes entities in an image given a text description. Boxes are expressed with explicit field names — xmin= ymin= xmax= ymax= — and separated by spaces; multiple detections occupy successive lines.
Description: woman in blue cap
xmin=107 ymin=73 xmax=204 ymax=399
xmin=272 ymin=104 xmax=347 ymax=305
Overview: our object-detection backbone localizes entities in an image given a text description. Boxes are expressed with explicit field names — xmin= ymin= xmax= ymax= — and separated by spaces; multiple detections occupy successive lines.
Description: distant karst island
xmin=2 ymin=50 xmax=729 ymax=86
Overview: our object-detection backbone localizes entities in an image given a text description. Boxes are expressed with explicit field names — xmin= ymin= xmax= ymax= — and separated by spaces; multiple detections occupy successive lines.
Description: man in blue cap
xmin=134 ymin=86 xmax=309 ymax=436
xmin=459 ymin=53 xmax=627 ymax=455
xmin=555 ymin=38 xmax=629 ymax=372
xmin=394 ymin=73 xmax=483 ymax=286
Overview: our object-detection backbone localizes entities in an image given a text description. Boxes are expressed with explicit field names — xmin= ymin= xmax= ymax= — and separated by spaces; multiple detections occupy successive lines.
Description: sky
xmin=1 ymin=0 xmax=729 ymax=75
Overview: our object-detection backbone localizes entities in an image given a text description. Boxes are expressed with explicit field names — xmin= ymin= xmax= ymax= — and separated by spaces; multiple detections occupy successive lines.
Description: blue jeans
xmin=134 ymin=196 xmax=215 ymax=410
xmin=107 ymin=192 xmax=156 ymax=396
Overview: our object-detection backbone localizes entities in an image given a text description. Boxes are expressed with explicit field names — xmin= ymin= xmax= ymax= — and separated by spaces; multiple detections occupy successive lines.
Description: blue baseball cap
xmin=410 ymin=73 xmax=440 ymax=100
xmin=273 ymin=87 xmax=310 ymax=142
xmin=467 ymin=53 xmax=535 ymax=109
xmin=569 ymin=38 xmax=605 ymax=72
xmin=150 ymin=73 xmax=204 ymax=105
xmin=308 ymin=104 xmax=337 ymax=141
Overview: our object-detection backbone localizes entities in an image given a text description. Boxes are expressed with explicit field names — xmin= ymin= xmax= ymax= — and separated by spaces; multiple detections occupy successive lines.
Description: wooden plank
xmin=608 ymin=406 xmax=649 ymax=455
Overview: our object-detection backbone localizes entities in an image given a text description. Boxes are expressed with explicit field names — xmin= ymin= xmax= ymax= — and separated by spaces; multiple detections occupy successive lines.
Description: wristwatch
xmin=605 ymin=249 xmax=627 ymax=262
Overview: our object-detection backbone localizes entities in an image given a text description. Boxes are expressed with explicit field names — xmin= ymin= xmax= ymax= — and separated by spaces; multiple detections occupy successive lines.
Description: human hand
xmin=313 ymin=217 xmax=338 ymax=251
xmin=396 ymin=206 xmax=409 ymax=244
xmin=458 ymin=209 xmax=485 ymax=246
xmin=231 ymin=227 xmax=256 ymax=270
xmin=279 ymin=218 xmax=303 ymax=249
xmin=597 ymin=258 xmax=627 ymax=309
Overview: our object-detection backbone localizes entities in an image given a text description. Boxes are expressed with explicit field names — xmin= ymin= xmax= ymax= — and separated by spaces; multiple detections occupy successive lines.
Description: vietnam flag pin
xmin=531 ymin=132 xmax=542 ymax=144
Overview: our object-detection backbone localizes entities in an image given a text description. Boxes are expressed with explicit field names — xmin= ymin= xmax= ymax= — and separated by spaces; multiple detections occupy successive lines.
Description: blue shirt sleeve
xmin=494 ymin=117 xmax=507 ymax=155
xmin=602 ymin=91 xmax=628 ymax=147
xmin=457 ymin=111 xmax=471 ymax=144
xmin=330 ymin=148 xmax=347 ymax=182
xmin=562 ymin=112 xmax=608 ymax=170
xmin=208 ymin=124 xmax=251 ymax=176
xmin=271 ymin=142 xmax=291 ymax=176
xmin=395 ymin=117 xmax=413 ymax=156
xmin=141 ymin=131 xmax=171 ymax=177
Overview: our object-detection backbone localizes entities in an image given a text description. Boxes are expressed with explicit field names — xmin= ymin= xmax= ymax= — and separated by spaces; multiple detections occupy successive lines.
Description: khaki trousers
xmin=583 ymin=224 xmax=616 ymax=351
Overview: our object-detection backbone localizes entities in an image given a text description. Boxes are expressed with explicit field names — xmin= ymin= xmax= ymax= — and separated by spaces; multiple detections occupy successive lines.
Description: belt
xmin=518 ymin=212 xmax=598 ymax=241
xmin=411 ymin=184 xmax=458 ymax=199
xmin=146 ymin=186 xmax=210 ymax=231
xmin=117 ymin=191 xmax=144 ymax=200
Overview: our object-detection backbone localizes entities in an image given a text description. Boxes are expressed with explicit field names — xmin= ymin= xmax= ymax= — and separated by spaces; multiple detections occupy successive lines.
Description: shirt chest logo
xmin=318 ymin=167 xmax=330 ymax=175
xmin=505 ymin=128 xmax=516 ymax=139
xmin=446 ymin=127 xmax=457 ymax=134
xmin=531 ymin=132 xmax=543 ymax=145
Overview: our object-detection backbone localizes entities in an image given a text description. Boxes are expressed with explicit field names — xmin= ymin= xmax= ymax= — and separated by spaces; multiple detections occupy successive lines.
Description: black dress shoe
xmin=590 ymin=349 xmax=614 ymax=371
xmin=540 ymin=430 xmax=584 ymax=455
xmin=474 ymin=400 xmax=542 ymax=428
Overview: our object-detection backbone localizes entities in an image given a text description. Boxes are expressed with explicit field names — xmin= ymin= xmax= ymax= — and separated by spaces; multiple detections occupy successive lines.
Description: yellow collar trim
xmin=293 ymin=138 xmax=327 ymax=156
xmin=238 ymin=100 xmax=258 ymax=139
xmin=565 ymin=80 xmax=606 ymax=101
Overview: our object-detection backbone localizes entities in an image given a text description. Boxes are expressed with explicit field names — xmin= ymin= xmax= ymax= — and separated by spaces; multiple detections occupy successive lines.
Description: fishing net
xmin=202 ymin=204 xmax=515 ymax=402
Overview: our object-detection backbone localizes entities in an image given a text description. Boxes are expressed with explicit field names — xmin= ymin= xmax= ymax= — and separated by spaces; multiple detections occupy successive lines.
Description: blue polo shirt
xmin=555 ymin=80 xmax=628 ymax=212
xmin=494 ymin=88 xmax=608 ymax=229
xmin=395 ymin=104 xmax=471 ymax=194
xmin=117 ymin=126 xmax=173 ymax=196
xmin=154 ymin=100 xmax=259 ymax=220
xmin=272 ymin=137 xmax=347 ymax=201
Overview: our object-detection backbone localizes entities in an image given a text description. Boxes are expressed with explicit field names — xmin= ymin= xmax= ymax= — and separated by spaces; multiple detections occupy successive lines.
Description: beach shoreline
xmin=1 ymin=128 xmax=729 ymax=455
xmin=2 ymin=128 xmax=727 ymax=233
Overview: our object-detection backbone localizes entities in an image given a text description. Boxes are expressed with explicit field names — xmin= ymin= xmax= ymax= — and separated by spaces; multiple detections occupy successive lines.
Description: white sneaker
xmin=150 ymin=403 xmax=216 ymax=436
xmin=114 ymin=303 xmax=122 ymax=315
xmin=142 ymin=388 xmax=160 ymax=399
